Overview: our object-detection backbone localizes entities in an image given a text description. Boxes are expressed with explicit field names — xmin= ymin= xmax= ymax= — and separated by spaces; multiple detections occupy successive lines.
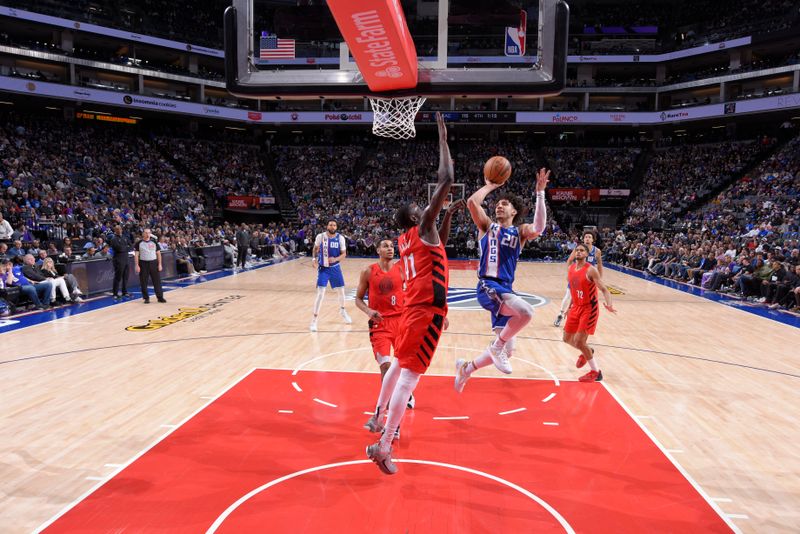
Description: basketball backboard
xmin=225 ymin=0 xmax=569 ymax=99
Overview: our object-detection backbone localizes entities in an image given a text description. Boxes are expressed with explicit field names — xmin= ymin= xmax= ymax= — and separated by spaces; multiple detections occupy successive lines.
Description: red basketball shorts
xmin=395 ymin=306 xmax=447 ymax=374
xmin=368 ymin=315 xmax=402 ymax=363
xmin=564 ymin=303 xmax=599 ymax=335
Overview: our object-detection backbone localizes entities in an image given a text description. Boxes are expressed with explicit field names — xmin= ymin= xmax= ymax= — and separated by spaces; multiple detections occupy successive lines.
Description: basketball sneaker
xmin=579 ymin=369 xmax=603 ymax=382
xmin=554 ymin=312 xmax=564 ymax=327
xmin=340 ymin=308 xmax=352 ymax=324
xmin=488 ymin=342 xmax=512 ymax=374
xmin=407 ymin=394 xmax=415 ymax=409
xmin=393 ymin=427 xmax=400 ymax=443
xmin=309 ymin=320 xmax=318 ymax=332
xmin=576 ymin=348 xmax=594 ymax=368
xmin=366 ymin=443 xmax=397 ymax=475
xmin=363 ymin=413 xmax=384 ymax=433
xmin=454 ymin=358 xmax=471 ymax=393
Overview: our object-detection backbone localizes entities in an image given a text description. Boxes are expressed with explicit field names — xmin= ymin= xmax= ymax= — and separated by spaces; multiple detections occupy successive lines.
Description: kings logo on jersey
xmin=348 ymin=287 xmax=547 ymax=310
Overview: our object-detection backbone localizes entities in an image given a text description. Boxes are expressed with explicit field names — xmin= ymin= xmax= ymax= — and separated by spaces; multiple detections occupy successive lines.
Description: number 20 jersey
xmin=478 ymin=223 xmax=521 ymax=286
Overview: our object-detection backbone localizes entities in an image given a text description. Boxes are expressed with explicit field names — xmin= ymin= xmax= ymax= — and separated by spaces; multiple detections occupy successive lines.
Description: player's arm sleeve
xmin=531 ymin=190 xmax=547 ymax=234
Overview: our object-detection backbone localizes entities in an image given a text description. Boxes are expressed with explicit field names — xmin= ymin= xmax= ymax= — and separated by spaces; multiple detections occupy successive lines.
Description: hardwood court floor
xmin=1 ymin=258 xmax=798 ymax=533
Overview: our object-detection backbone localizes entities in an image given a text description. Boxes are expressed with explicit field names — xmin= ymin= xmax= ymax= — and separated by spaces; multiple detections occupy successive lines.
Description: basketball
xmin=484 ymin=156 xmax=512 ymax=185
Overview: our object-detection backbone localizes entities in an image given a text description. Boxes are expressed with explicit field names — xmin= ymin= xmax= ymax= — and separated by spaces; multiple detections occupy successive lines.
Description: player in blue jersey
xmin=554 ymin=230 xmax=604 ymax=327
xmin=454 ymin=167 xmax=550 ymax=392
xmin=310 ymin=219 xmax=352 ymax=332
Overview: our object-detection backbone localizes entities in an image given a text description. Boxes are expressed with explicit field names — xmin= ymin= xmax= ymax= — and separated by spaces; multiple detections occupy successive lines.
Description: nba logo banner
xmin=504 ymin=10 xmax=527 ymax=57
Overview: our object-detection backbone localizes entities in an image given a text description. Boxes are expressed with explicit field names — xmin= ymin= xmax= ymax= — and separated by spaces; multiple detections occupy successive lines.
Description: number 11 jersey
xmin=397 ymin=226 xmax=449 ymax=310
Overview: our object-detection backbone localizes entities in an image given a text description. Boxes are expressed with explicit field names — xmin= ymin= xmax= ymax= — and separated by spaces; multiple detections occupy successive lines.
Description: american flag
xmin=259 ymin=33 xmax=295 ymax=59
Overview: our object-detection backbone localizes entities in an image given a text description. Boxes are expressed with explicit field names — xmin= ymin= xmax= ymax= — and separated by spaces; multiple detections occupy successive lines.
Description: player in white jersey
xmin=310 ymin=219 xmax=352 ymax=332
xmin=554 ymin=231 xmax=603 ymax=327
xmin=454 ymin=168 xmax=550 ymax=393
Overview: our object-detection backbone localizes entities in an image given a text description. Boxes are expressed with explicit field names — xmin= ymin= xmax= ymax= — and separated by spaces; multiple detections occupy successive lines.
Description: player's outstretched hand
xmin=435 ymin=111 xmax=447 ymax=141
xmin=447 ymin=198 xmax=467 ymax=214
xmin=535 ymin=168 xmax=551 ymax=193
xmin=483 ymin=177 xmax=503 ymax=190
xmin=369 ymin=309 xmax=383 ymax=323
xmin=603 ymin=303 xmax=617 ymax=314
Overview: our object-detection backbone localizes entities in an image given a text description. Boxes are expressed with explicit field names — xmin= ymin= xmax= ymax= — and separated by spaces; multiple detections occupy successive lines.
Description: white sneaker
xmin=553 ymin=312 xmax=564 ymax=327
xmin=340 ymin=308 xmax=352 ymax=324
xmin=454 ymin=358 xmax=471 ymax=393
xmin=309 ymin=320 xmax=318 ymax=332
xmin=73 ymin=296 xmax=84 ymax=303
xmin=489 ymin=343 xmax=512 ymax=374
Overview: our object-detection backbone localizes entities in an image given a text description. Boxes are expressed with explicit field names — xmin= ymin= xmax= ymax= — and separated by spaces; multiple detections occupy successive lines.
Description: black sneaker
xmin=143 ymin=299 xmax=150 ymax=304
xmin=157 ymin=298 xmax=167 ymax=303
xmin=112 ymin=294 xmax=120 ymax=300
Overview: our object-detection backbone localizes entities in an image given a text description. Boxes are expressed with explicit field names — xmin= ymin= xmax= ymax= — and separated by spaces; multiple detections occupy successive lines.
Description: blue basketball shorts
xmin=476 ymin=278 xmax=515 ymax=329
xmin=317 ymin=265 xmax=345 ymax=288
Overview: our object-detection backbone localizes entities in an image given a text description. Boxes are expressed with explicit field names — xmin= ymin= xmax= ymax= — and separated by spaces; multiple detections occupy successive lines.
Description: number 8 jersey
xmin=397 ymin=226 xmax=449 ymax=310
xmin=478 ymin=223 xmax=521 ymax=285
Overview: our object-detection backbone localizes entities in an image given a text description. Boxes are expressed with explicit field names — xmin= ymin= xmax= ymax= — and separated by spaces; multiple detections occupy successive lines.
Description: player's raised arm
xmin=420 ymin=112 xmax=454 ymax=243
xmin=588 ymin=265 xmax=616 ymax=313
xmin=467 ymin=180 xmax=500 ymax=236
xmin=595 ymin=247 xmax=604 ymax=278
xmin=439 ymin=198 xmax=466 ymax=246
xmin=519 ymin=168 xmax=550 ymax=244
xmin=355 ymin=265 xmax=382 ymax=322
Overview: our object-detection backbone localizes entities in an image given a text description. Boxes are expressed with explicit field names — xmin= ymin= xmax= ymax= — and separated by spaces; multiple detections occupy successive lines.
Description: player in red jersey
xmin=562 ymin=243 xmax=617 ymax=382
xmin=365 ymin=112 xmax=455 ymax=475
xmin=355 ymin=238 xmax=405 ymax=379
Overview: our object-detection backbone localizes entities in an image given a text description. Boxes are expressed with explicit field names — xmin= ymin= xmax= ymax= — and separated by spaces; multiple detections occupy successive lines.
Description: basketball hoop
xmin=368 ymin=96 xmax=427 ymax=140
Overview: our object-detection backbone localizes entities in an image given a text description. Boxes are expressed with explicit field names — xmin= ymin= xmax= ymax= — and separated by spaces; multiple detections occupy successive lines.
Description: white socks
xmin=312 ymin=286 xmax=325 ymax=317
xmin=337 ymin=286 xmax=346 ymax=309
xmin=379 ymin=367 xmax=421 ymax=452
xmin=588 ymin=355 xmax=599 ymax=371
xmin=375 ymin=359 xmax=401 ymax=415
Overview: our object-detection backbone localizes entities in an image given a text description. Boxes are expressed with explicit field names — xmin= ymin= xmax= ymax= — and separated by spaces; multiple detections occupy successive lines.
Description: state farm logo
xmin=610 ymin=113 xmax=626 ymax=122
xmin=659 ymin=111 xmax=689 ymax=121
xmin=350 ymin=10 xmax=404 ymax=80
xmin=552 ymin=113 xmax=579 ymax=123
xmin=375 ymin=66 xmax=402 ymax=78
xmin=247 ymin=111 xmax=262 ymax=120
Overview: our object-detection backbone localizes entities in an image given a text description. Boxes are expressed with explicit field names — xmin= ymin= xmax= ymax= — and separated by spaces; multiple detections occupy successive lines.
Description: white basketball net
xmin=368 ymin=96 xmax=427 ymax=139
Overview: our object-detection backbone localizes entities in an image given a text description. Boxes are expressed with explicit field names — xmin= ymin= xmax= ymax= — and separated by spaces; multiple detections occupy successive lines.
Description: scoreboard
xmin=416 ymin=112 xmax=517 ymax=123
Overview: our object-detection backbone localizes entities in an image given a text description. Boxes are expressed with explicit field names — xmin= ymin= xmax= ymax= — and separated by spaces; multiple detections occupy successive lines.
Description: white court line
xmin=543 ymin=422 xmax=559 ymax=426
xmin=363 ymin=411 xmax=374 ymax=415
xmin=510 ymin=355 xmax=561 ymax=386
xmin=432 ymin=416 xmax=469 ymax=421
xmin=711 ymin=497 xmax=733 ymax=503
xmin=34 ymin=368 xmax=259 ymax=534
xmin=312 ymin=398 xmax=337 ymax=408
xmin=205 ymin=459 xmax=576 ymax=534
xmin=726 ymin=514 xmax=749 ymax=520
xmin=291 ymin=381 xmax=302 ymax=392
xmin=602 ymin=383 xmax=742 ymax=534
xmin=84 ymin=476 xmax=105 ymax=481
xmin=277 ymin=410 xmax=293 ymax=414
xmin=277 ymin=364 xmax=570 ymax=383
xmin=498 ymin=407 xmax=527 ymax=416
xmin=542 ymin=393 xmax=556 ymax=403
